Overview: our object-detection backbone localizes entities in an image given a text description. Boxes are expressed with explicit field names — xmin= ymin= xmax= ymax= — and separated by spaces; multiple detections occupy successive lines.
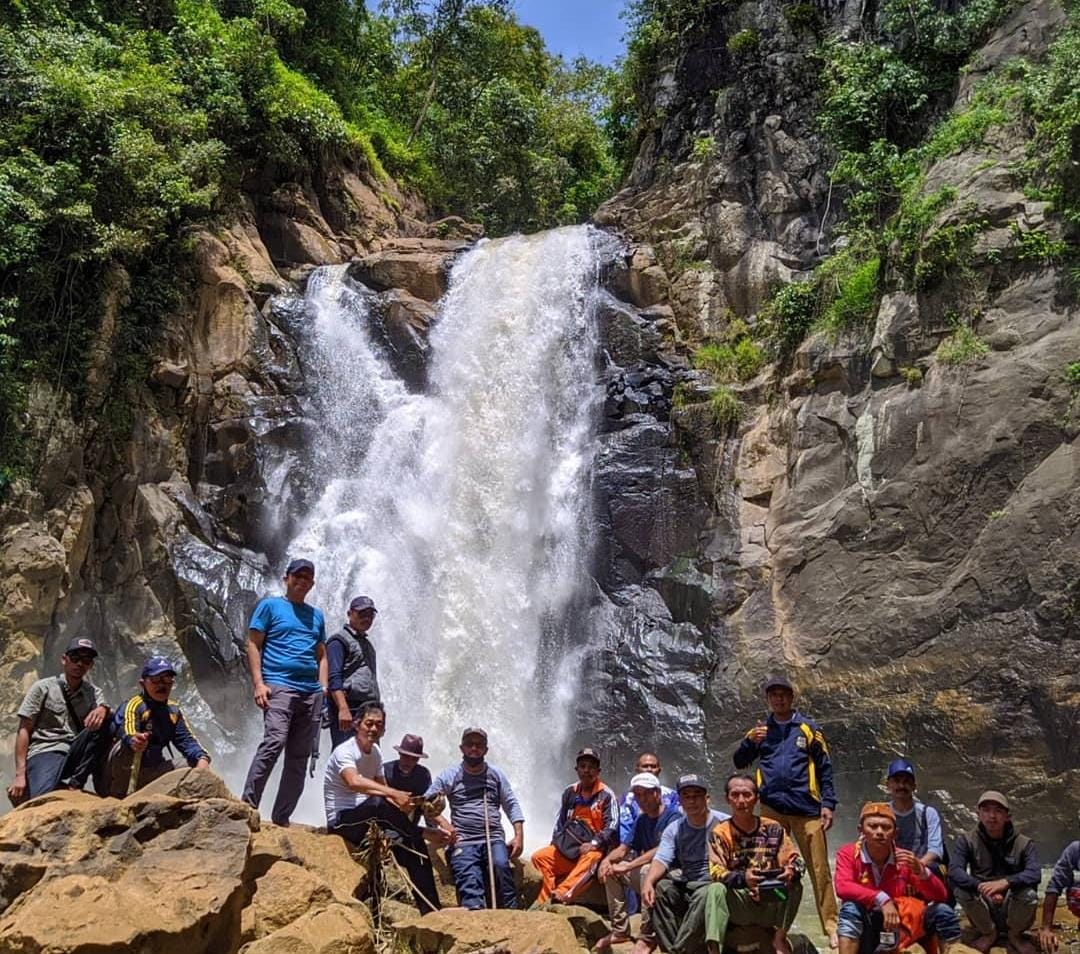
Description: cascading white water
xmin=262 ymin=226 xmax=612 ymax=834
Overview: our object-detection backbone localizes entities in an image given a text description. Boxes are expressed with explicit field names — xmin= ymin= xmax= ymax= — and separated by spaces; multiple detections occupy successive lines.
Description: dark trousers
xmin=103 ymin=742 xmax=176 ymax=798
xmin=242 ymin=685 xmax=321 ymax=825
xmin=331 ymin=798 xmax=441 ymax=913
xmin=26 ymin=726 xmax=112 ymax=797
xmin=651 ymin=879 xmax=712 ymax=954
xmin=448 ymin=839 xmax=518 ymax=910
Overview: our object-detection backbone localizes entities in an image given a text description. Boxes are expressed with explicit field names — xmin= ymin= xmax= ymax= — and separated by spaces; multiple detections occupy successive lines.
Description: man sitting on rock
xmin=532 ymin=746 xmax=620 ymax=905
xmin=619 ymin=751 xmax=681 ymax=845
xmin=950 ymin=791 xmax=1039 ymax=954
xmin=597 ymin=771 xmax=682 ymax=951
xmin=7 ymin=636 xmax=111 ymax=803
xmin=324 ymin=703 xmax=441 ymax=912
xmin=704 ymin=773 xmax=804 ymax=954
xmin=1037 ymin=838 xmax=1080 ymax=952
xmin=423 ymin=726 xmax=525 ymax=910
xmin=642 ymin=773 xmax=730 ymax=954
xmin=104 ymin=655 xmax=210 ymax=797
xmin=835 ymin=803 xmax=961 ymax=954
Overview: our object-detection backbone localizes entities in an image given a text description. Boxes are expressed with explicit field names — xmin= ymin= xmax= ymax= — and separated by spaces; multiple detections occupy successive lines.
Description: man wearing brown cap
xmin=7 ymin=636 xmax=111 ymax=803
xmin=834 ymin=802 xmax=960 ymax=954
xmin=532 ymin=746 xmax=620 ymax=905
xmin=950 ymin=792 xmax=1039 ymax=954
xmin=734 ymin=675 xmax=840 ymax=945
xmin=326 ymin=596 xmax=380 ymax=749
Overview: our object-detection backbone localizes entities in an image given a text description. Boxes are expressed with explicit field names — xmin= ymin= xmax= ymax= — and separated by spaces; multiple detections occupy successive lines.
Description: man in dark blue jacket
xmin=104 ymin=655 xmax=210 ymax=796
xmin=733 ymin=675 xmax=839 ymax=945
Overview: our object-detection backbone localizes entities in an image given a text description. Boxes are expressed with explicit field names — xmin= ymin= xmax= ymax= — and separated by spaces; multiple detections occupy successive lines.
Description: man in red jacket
xmin=835 ymin=803 xmax=962 ymax=954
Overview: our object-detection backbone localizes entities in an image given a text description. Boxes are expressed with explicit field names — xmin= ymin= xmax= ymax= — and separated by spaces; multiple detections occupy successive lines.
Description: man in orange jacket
xmin=531 ymin=747 xmax=619 ymax=904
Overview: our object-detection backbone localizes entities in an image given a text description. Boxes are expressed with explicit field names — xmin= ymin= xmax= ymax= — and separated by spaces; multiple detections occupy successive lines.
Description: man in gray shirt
xmin=7 ymin=636 xmax=110 ymax=802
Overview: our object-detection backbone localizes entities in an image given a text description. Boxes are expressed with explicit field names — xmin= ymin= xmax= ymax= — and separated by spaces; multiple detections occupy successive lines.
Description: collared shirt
xmin=618 ymin=785 xmax=681 ymax=843
xmin=17 ymin=675 xmax=106 ymax=758
xmin=424 ymin=762 xmax=524 ymax=846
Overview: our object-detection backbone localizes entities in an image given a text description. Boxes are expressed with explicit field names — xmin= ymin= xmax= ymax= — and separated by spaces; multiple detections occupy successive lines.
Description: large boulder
xmin=393 ymin=908 xmax=585 ymax=954
xmin=239 ymin=903 xmax=375 ymax=954
xmin=348 ymin=238 xmax=471 ymax=302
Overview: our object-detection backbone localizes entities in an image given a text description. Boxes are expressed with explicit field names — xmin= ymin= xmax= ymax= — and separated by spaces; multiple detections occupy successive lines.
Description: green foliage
xmin=726 ymin=30 xmax=759 ymax=56
xmin=694 ymin=335 xmax=765 ymax=383
xmin=691 ymin=135 xmax=715 ymax=160
xmin=936 ymin=321 xmax=990 ymax=366
xmin=760 ymin=279 xmax=818 ymax=355
xmin=1010 ymin=225 xmax=1068 ymax=264
xmin=819 ymin=252 xmax=881 ymax=335
xmin=783 ymin=3 xmax=822 ymax=35
xmin=710 ymin=386 xmax=742 ymax=427
xmin=900 ymin=366 xmax=924 ymax=387
xmin=1066 ymin=361 xmax=1080 ymax=391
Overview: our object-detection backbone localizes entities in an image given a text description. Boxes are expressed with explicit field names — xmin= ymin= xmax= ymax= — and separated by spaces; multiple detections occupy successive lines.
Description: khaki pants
xmin=604 ymin=864 xmax=655 ymax=940
xmin=760 ymin=807 xmax=838 ymax=935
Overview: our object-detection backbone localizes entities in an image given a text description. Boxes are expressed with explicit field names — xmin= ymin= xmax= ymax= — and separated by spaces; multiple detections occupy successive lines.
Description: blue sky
xmin=512 ymin=0 xmax=628 ymax=64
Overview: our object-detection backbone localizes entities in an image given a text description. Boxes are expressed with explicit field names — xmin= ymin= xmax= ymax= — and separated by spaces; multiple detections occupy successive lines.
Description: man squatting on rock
xmin=242 ymin=557 xmax=327 ymax=826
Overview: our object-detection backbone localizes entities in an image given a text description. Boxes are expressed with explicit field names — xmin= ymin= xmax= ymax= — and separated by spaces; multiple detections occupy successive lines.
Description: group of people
xmin=8 ymin=560 xmax=1080 ymax=954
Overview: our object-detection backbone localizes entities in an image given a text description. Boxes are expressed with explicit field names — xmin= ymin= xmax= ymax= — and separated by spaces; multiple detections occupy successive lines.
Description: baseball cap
xmin=763 ymin=674 xmax=793 ymax=693
xmin=676 ymin=773 xmax=708 ymax=793
xmin=349 ymin=595 xmax=377 ymax=614
xmin=887 ymin=758 xmax=916 ymax=779
xmin=859 ymin=801 xmax=897 ymax=824
xmin=285 ymin=558 xmax=315 ymax=576
xmin=629 ymin=772 xmax=661 ymax=791
xmin=977 ymin=790 xmax=1011 ymax=811
xmin=141 ymin=655 xmax=177 ymax=678
xmin=576 ymin=747 xmax=601 ymax=764
xmin=393 ymin=734 xmax=428 ymax=758
xmin=461 ymin=726 xmax=488 ymax=742
xmin=64 ymin=636 xmax=98 ymax=658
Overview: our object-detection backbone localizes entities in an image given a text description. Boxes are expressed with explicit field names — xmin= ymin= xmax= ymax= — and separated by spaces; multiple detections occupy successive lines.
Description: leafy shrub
xmin=727 ymin=29 xmax=759 ymax=56
xmin=761 ymin=279 xmax=818 ymax=355
xmin=691 ymin=135 xmax=715 ymax=160
xmin=1010 ymin=226 xmax=1068 ymax=264
xmin=936 ymin=322 xmax=990 ymax=365
xmin=900 ymin=366 xmax=924 ymax=387
xmin=783 ymin=3 xmax=822 ymax=35
xmin=710 ymin=386 xmax=743 ymax=426
xmin=820 ymin=253 xmax=881 ymax=335
xmin=1066 ymin=361 xmax=1080 ymax=390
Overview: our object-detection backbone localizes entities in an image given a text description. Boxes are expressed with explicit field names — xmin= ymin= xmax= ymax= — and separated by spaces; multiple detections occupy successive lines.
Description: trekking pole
xmin=127 ymin=749 xmax=143 ymax=796
xmin=482 ymin=782 xmax=499 ymax=909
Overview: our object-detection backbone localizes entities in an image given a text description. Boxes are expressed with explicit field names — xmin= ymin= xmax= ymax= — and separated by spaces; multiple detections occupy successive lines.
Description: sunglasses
xmin=67 ymin=654 xmax=95 ymax=665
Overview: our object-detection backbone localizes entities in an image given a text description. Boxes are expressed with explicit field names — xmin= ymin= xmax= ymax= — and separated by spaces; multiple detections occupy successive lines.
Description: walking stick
xmin=481 ymin=778 xmax=499 ymax=908
xmin=127 ymin=749 xmax=143 ymax=796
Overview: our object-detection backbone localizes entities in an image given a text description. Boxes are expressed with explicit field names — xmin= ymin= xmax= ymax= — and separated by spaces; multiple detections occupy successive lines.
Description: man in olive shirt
xmin=7 ymin=636 xmax=110 ymax=802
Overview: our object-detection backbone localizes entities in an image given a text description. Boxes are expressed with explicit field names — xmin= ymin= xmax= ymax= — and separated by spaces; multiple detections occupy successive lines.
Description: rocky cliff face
xmin=588 ymin=0 xmax=1080 ymax=840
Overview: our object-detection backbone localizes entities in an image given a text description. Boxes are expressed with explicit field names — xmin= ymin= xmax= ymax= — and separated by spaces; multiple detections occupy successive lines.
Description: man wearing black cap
xmin=642 ymin=773 xmax=730 ymax=954
xmin=326 ymin=595 xmax=380 ymax=749
xmin=423 ymin=727 xmax=526 ymax=909
xmin=7 ymin=636 xmax=110 ymax=803
xmin=950 ymin=791 xmax=1039 ymax=954
xmin=241 ymin=557 xmax=328 ymax=826
xmin=734 ymin=675 xmax=839 ymax=945
xmin=532 ymin=747 xmax=620 ymax=905
xmin=105 ymin=655 xmax=211 ymax=797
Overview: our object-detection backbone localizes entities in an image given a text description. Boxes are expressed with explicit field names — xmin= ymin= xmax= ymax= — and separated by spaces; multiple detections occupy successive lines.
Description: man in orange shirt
xmin=531 ymin=747 xmax=620 ymax=904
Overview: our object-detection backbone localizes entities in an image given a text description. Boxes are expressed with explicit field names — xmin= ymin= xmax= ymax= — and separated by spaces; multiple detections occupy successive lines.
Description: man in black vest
xmin=326 ymin=596 xmax=380 ymax=749
xmin=949 ymin=791 xmax=1039 ymax=954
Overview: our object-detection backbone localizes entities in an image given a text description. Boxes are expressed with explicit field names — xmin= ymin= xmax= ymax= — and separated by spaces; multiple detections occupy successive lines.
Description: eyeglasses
xmin=67 ymin=654 xmax=95 ymax=665
xmin=146 ymin=674 xmax=175 ymax=685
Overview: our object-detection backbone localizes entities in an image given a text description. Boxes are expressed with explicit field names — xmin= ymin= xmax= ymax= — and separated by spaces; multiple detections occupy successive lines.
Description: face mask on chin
xmin=463 ymin=754 xmax=485 ymax=767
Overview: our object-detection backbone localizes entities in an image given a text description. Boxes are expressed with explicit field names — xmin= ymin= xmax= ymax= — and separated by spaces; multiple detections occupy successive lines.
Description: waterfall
xmin=261 ymin=226 xmax=611 ymax=834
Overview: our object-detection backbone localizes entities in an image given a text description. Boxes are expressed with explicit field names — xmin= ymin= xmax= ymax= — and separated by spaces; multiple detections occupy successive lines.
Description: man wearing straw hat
xmin=423 ymin=727 xmax=525 ymax=910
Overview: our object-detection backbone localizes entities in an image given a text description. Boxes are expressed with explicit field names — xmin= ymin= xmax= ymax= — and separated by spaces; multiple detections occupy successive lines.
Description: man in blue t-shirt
xmin=597 ymin=771 xmax=682 ymax=951
xmin=642 ymin=773 xmax=731 ymax=954
xmin=241 ymin=557 xmax=328 ymax=826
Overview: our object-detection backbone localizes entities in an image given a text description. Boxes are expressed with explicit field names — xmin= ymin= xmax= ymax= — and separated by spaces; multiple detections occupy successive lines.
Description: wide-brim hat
xmin=393 ymin=734 xmax=428 ymax=759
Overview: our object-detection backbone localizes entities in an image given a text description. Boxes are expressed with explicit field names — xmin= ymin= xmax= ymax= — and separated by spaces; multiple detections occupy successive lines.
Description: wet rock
xmin=369 ymin=289 xmax=434 ymax=390
xmin=349 ymin=238 xmax=470 ymax=302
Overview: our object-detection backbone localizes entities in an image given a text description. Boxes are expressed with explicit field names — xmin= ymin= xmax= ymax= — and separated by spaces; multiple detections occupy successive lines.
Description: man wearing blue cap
xmin=104 ymin=655 xmax=210 ymax=796
xmin=326 ymin=595 xmax=380 ymax=749
xmin=241 ymin=558 xmax=328 ymax=826
xmin=885 ymin=759 xmax=947 ymax=875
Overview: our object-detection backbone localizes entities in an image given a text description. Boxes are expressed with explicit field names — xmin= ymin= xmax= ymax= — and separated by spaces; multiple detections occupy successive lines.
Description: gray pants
xmin=605 ymin=864 xmax=655 ymax=940
xmin=651 ymin=879 xmax=711 ymax=954
xmin=954 ymin=886 xmax=1038 ymax=937
xmin=241 ymin=685 xmax=322 ymax=825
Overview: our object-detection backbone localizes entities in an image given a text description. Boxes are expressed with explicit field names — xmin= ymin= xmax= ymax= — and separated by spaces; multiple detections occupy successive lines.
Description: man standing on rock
xmin=734 ymin=674 xmax=840 ymax=945
xmin=532 ymin=746 xmax=620 ymax=905
xmin=884 ymin=758 xmax=948 ymax=878
xmin=7 ymin=636 xmax=111 ymax=803
xmin=642 ymin=773 xmax=730 ymax=954
xmin=105 ymin=655 xmax=211 ymax=796
xmin=423 ymin=727 xmax=525 ymax=910
xmin=618 ymin=751 xmax=681 ymax=845
xmin=326 ymin=595 xmax=380 ymax=749
xmin=242 ymin=558 xmax=328 ymax=826
xmin=597 ymin=771 xmax=682 ymax=951
xmin=950 ymin=791 xmax=1039 ymax=954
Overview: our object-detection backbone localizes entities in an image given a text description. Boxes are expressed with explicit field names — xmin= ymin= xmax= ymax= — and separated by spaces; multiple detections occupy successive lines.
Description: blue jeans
xmin=26 ymin=751 xmax=67 ymax=797
xmin=838 ymin=900 xmax=961 ymax=952
xmin=447 ymin=839 xmax=518 ymax=909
